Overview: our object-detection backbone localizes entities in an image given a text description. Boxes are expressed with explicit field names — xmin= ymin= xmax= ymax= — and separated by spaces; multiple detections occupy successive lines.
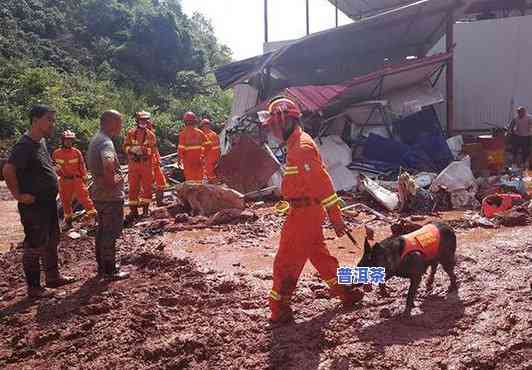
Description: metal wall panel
xmin=431 ymin=15 xmax=532 ymax=131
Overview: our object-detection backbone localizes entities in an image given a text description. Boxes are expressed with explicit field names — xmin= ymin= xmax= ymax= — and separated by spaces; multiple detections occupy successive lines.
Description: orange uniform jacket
xmin=178 ymin=126 xmax=210 ymax=183
xmin=52 ymin=147 xmax=96 ymax=218
xmin=123 ymin=128 xmax=157 ymax=206
xmin=400 ymin=224 xmax=441 ymax=261
xmin=201 ymin=127 xmax=221 ymax=182
xmin=53 ymin=147 xmax=88 ymax=179
xmin=282 ymin=126 xmax=342 ymax=225
xmin=123 ymin=128 xmax=156 ymax=162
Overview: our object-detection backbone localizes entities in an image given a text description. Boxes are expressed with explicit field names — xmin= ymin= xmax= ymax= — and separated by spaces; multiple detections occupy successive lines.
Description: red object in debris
xmin=482 ymin=193 xmax=523 ymax=218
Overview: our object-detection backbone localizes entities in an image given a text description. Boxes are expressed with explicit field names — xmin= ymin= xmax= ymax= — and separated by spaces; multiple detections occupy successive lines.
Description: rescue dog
xmin=358 ymin=221 xmax=458 ymax=316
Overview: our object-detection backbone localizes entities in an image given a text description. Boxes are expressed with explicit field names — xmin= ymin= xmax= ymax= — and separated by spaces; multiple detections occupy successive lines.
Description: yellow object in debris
xmin=275 ymin=201 xmax=290 ymax=215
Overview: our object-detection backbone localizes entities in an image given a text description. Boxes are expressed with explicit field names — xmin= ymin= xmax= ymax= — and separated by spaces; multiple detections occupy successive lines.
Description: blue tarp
xmin=362 ymin=108 xmax=453 ymax=172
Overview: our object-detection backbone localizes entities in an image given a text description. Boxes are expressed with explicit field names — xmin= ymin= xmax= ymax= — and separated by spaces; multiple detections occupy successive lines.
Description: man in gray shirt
xmin=508 ymin=106 xmax=532 ymax=169
xmin=87 ymin=110 xmax=129 ymax=279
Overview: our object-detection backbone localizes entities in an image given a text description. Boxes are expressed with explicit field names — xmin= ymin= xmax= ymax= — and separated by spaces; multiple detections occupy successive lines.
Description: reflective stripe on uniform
xmin=180 ymin=145 xmax=203 ymax=151
xmin=68 ymin=158 xmax=79 ymax=164
xmin=56 ymin=159 xmax=65 ymax=164
xmin=325 ymin=277 xmax=338 ymax=287
xmin=211 ymin=146 xmax=221 ymax=150
xmin=321 ymin=193 xmax=339 ymax=209
xmin=284 ymin=166 xmax=299 ymax=176
xmin=269 ymin=289 xmax=281 ymax=301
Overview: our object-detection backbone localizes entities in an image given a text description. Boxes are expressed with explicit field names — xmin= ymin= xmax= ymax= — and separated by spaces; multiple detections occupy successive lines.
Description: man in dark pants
xmin=87 ymin=110 xmax=129 ymax=280
xmin=3 ymin=105 xmax=76 ymax=298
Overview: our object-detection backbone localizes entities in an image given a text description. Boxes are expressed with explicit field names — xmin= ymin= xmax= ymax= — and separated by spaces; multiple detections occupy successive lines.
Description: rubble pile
xmin=1 ymin=222 xmax=531 ymax=369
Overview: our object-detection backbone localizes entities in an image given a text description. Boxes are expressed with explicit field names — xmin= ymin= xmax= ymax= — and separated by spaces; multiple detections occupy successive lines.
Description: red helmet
xmin=262 ymin=97 xmax=302 ymax=127
xmin=62 ymin=130 xmax=76 ymax=139
xmin=200 ymin=118 xmax=210 ymax=126
xmin=183 ymin=111 xmax=197 ymax=124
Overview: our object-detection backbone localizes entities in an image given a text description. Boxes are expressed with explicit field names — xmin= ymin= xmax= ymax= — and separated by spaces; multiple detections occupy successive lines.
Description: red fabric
xmin=401 ymin=224 xmax=441 ymax=261
xmin=482 ymin=193 xmax=523 ymax=218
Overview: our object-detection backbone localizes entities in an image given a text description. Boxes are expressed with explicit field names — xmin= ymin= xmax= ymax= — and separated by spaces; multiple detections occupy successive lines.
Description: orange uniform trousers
xmin=59 ymin=177 xmax=96 ymax=220
xmin=183 ymin=157 xmax=204 ymax=183
xmin=271 ymin=205 xmax=340 ymax=306
xmin=128 ymin=160 xmax=153 ymax=206
xmin=204 ymin=150 xmax=220 ymax=183
xmin=152 ymin=151 xmax=167 ymax=191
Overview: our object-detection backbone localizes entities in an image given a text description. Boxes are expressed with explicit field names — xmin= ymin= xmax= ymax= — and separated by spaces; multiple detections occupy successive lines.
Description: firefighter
xmin=177 ymin=112 xmax=210 ymax=184
xmin=140 ymin=111 xmax=168 ymax=206
xmin=199 ymin=118 xmax=221 ymax=184
xmin=52 ymin=130 xmax=97 ymax=229
xmin=124 ymin=112 xmax=156 ymax=218
xmin=262 ymin=97 xmax=364 ymax=324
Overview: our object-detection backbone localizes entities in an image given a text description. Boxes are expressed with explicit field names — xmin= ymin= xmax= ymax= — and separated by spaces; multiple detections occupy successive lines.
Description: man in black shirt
xmin=3 ymin=104 xmax=76 ymax=298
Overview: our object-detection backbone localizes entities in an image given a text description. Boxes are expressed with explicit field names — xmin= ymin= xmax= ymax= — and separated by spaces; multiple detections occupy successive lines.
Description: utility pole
xmin=335 ymin=0 xmax=339 ymax=27
xmin=446 ymin=12 xmax=454 ymax=136
xmin=306 ymin=0 xmax=310 ymax=35
xmin=264 ymin=0 xmax=269 ymax=43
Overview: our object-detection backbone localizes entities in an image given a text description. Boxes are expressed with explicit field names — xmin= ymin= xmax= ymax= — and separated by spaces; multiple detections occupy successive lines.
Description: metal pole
xmin=446 ymin=13 xmax=454 ymax=136
xmin=306 ymin=0 xmax=310 ymax=35
xmin=264 ymin=0 xmax=269 ymax=43
xmin=335 ymin=0 xmax=339 ymax=27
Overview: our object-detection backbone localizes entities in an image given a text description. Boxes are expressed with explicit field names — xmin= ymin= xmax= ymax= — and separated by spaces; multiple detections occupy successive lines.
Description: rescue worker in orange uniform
xmin=199 ymin=118 xmax=221 ymax=184
xmin=141 ymin=112 xmax=168 ymax=206
xmin=177 ymin=112 xmax=210 ymax=183
xmin=124 ymin=113 xmax=156 ymax=217
xmin=52 ymin=130 xmax=97 ymax=229
xmin=261 ymin=97 xmax=364 ymax=324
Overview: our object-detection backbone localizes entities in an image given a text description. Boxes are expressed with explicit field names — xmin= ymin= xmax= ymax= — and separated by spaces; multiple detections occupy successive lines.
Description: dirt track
xmin=0 ymin=204 xmax=531 ymax=369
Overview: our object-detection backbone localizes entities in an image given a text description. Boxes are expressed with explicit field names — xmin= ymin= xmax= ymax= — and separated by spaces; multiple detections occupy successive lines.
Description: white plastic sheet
xmin=430 ymin=156 xmax=477 ymax=193
xmin=446 ymin=135 xmax=464 ymax=159
xmin=361 ymin=176 xmax=400 ymax=211
xmin=318 ymin=135 xmax=357 ymax=191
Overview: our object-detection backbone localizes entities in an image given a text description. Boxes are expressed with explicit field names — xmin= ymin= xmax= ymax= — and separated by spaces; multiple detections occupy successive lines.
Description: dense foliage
xmin=0 ymin=0 xmax=233 ymax=154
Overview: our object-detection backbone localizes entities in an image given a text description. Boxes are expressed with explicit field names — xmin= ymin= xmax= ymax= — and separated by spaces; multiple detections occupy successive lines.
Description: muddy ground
xmin=0 ymin=196 xmax=531 ymax=369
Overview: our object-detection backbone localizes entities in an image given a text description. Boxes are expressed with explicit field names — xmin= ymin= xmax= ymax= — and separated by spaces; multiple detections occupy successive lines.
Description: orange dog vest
xmin=400 ymin=224 xmax=441 ymax=261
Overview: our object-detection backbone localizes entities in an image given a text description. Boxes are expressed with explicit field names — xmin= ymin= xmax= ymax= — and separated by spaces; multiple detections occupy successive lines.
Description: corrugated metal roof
xmin=215 ymin=0 xmax=474 ymax=91
xmin=329 ymin=0 xmax=419 ymax=18
xmin=285 ymin=53 xmax=451 ymax=116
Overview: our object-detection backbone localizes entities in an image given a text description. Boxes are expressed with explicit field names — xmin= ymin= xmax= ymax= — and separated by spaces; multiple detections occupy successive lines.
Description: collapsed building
xmin=212 ymin=0 xmax=532 ymax=199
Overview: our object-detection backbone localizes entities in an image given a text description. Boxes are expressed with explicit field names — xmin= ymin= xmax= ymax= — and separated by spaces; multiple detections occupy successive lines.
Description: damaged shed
xmin=214 ymin=0 xmax=476 ymax=193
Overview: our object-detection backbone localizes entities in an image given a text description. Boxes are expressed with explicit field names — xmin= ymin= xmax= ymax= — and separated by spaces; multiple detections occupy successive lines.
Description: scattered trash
xmin=360 ymin=174 xmax=399 ymax=211
xmin=446 ymin=135 xmax=464 ymax=159
xmin=482 ymin=193 xmax=524 ymax=218
xmin=414 ymin=172 xmax=437 ymax=188
xmin=430 ymin=156 xmax=477 ymax=193
xmin=450 ymin=189 xmax=480 ymax=210
xmin=397 ymin=170 xmax=436 ymax=213
xmin=68 ymin=231 xmax=81 ymax=240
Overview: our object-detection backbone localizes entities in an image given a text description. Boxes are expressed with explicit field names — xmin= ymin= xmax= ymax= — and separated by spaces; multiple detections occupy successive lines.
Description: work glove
xmin=129 ymin=146 xmax=143 ymax=156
